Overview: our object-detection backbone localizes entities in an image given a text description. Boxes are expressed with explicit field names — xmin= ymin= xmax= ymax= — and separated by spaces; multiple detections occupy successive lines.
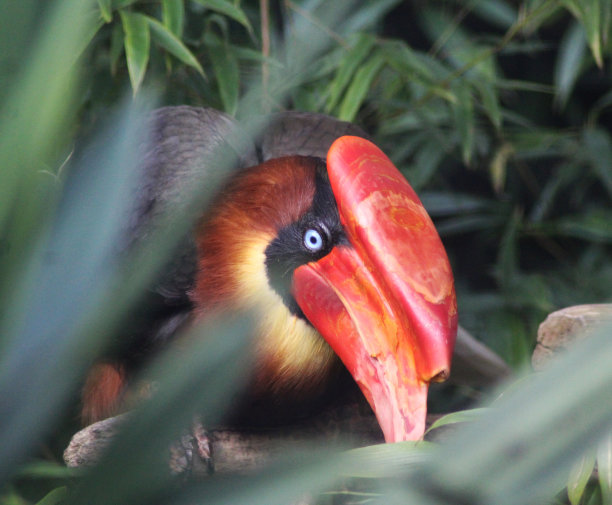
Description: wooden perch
xmin=64 ymin=403 xmax=454 ymax=477
xmin=64 ymin=403 xmax=386 ymax=476
xmin=533 ymin=304 xmax=612 ymax=371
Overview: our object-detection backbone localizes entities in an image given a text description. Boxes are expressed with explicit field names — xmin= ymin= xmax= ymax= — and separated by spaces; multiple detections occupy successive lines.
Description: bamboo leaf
xmin=343 ymin=441 xmax=434 ymax=479
xmin=554 ymin=211 xmax=612 ymax=242
xmin=421 ymin=326 xmax=612 ymax=505
xmin=420 ymin=192 xmax=493 ymax=217
xmin=408 ymin=139 xmax=447 ymax=190
xmin=472 ymin=0 xmax=517 ymax=29
xmin=209 ymin=40 xmax=239 ymax=115
xmin=97 ymin=0 xmax=112 ymax=22
xmin=582 ymin=128 xmax=612 ymax=199
xmin=119 ymin=10 xmax=150 ymax=93
xmin=162 ymin=0 xmax=184 ymax=37
xmin=598 ymin=432 xmax=612 ymax=503
xmin=451 ymin=81 xmax=475 ymax=166
xmin=567 ymin=451 xmax=596 ymax=505
xmin=426 ymin=409 xmax=490 ymax=435
xmin=561 ymin=0 xmax=604 ymax=67
xmin=381 ymin=40 xmax=438 ymax=83
xmin=554 ymin=21 xmax=587 ymax=108
xmin=338 ymin=55 xmax=384 ymax=122
xmin=191 ymin=0 xmax=253 ymax=34
xmin=476 ymin=79 xmax=502 ymax=129
xmin=489 ymin=143 xmax=514 ymax=194
xmin=326 ymin=33 xmax=375 ymax=113
xmin=146 ymin=15 xmax=204 ymax=76
xmin=35 ymin=487 xmax=68 ymax=505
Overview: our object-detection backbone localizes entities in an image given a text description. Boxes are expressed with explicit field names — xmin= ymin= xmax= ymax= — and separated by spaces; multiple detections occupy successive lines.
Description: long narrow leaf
xmin=598 ymin=432 xmax=612 ymax=504
xmin=567 ymin=451 xmax=597 ymax=505
xmin=162 ymin=0 xmax=184 ymax=37
xmin=338 ymin=55 xmax=384 ymax=121
xmin=209 ymin=40 xmax=239 ymax=114
xmin=326 ymin=33 xmax=375 ymax=113
xmin=418 ymin=325 xmax=612 ymax=505
xmin=97 ymin=0 xmax=112 ymax=22
xmin=120 ymin=10 xmax=150 ymax=93
xmin=147 ymin=15 xmax=204 ymax=76
xmin=554 ymin=21 xmax=587 ymax=108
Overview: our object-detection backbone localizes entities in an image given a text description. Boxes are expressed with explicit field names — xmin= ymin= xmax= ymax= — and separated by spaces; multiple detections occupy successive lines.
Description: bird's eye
xmin=303 ymin=228 xmax=324 ymax=252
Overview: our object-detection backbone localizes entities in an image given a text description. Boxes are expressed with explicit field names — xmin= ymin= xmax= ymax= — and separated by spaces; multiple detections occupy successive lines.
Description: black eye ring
xmin=303 ymin=228 xmax=324 ymax=252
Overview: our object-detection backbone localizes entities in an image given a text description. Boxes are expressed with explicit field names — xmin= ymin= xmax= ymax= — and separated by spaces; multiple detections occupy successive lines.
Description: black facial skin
xmin=265 ymin=159 xmax=348 ymax=319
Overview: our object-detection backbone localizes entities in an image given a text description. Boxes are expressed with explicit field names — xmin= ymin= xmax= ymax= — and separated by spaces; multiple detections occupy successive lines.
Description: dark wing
xmin=126 ymin=106 xmax=258 ymax=303
xmin=259 ymin=111 xmax=370 ymax=160
xmin=118 ymin=107 xmax=257 ymax=364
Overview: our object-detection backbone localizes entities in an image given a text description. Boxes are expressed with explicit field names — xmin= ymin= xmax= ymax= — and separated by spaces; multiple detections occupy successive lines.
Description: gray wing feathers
xmin=259 ymin=112 xmax=369 ymax=160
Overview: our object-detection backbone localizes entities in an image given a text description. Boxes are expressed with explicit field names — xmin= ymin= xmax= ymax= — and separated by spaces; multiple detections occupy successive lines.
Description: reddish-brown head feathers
xmin=191 ymin=156 xmax=316 ymax=314
xmin=191 ymin=156 xmax=338 ymax=400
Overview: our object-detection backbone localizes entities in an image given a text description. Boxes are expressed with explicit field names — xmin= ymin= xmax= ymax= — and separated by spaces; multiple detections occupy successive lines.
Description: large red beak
xmin=292 ymin=136 xmax=457 ymax=442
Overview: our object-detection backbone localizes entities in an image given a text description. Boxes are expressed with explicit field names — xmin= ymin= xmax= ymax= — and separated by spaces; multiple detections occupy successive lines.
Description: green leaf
xmin=191 ymin=0 xmax=253 ymax=34
xmin=209 ymin=40 xmax=239 ymax=115
xmin=489 ymin=143 xmax=514 ymax=193
xmin=554 ymin=21 xmax=587 ymax=108
xmin=472 ymin=0 xmax=517 ymax=29
xmin=408 ymin=139 xmax=447 ymax=190
xmin=567 ymin=451 xmax=596 ymax=505
xmin=146 ymin=16 xmax=204 ymax=76
xmin=426 ymin=408 xmax=490 ymax=434
xmin=381 ymin=40 xmax=436 ymax=83
xmin=420 ymin=191 xmax=493 ymax=217
xmin=598 ymin=432 xmax=612 ymax=503
xmin=338 ymin=55 xmax=384 ymax=121
xmin=17 ymin=461 xmax=76 ymax=479
xmin=343 ymin=441 xmax=434 ymax=479
xmin=451 ymin=80 xmax=475 ymax=165
xmin=476 ymin=79 xmax=502 ymax=129
xmin=119 ymin=10 xmax=150 ymax=93
xmin=423 ymin=325 xmax=612 ymax=505
xmin=560 ymin=0 xmax=604 ymax=67
xmin=97 ymin=0 xmax=112 ymax=22
xmin=35 ymin=487 xmax=68 ymax=505
xmin=582 ymin=128 xmax=612 ymax=199
xmin=554 ymin=212 xmax=612 ymax=242
xmin=326 ymin=33 xmax=375 ymax=113
xmin=162 ymin=0 xmax=184 ymax=37
xmin=498 ymin=208 xmax=521 ymax=289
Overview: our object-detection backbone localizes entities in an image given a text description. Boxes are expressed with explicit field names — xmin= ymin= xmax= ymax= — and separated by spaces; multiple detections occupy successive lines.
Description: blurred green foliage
xmin=1 ymin=0 xmax=611 ymax=504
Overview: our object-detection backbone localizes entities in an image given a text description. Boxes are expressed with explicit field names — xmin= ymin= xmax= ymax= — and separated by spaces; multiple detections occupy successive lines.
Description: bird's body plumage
xmin=80 ymin=106 xmax=504 ymax=442
xmin=82 ymin=108 xmax=368 ymax=426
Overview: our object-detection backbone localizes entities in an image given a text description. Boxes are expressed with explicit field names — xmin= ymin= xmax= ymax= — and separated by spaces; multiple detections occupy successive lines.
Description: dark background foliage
xmin=1 ymin=1 xmax=611 ymax=504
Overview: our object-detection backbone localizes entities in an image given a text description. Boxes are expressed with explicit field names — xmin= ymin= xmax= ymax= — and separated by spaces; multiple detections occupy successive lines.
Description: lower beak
xmin=292 ymin=136 xmax=457 ymax=442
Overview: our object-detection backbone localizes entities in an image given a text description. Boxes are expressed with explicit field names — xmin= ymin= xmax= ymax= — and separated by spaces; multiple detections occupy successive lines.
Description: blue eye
xmin=303 ymin=228 xmax=324 ymax=252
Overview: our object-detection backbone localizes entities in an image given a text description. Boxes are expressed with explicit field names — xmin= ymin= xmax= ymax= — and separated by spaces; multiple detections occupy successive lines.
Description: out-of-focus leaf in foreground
xmin=409 ymin=325 xmax=612 ymax=505
xmin=0 ymin=97 xmax=151 ymax=485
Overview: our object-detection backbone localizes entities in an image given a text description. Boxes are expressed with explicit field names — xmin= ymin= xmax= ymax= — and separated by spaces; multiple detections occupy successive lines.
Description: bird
xmin=79 ymin=106 xmax=465 ymax=443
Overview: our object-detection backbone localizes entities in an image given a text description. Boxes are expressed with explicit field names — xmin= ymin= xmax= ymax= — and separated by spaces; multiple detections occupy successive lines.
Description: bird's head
xmin=192 ymin=136 xmax=457 ymax=442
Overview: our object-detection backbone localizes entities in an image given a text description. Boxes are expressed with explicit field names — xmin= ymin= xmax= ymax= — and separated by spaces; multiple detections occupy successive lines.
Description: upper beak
xmin=292 ymin=136 xmax=457 ymax=442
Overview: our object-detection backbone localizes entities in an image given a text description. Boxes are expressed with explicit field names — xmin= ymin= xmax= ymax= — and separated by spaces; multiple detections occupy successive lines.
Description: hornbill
xmin=81 ymin=107 xmax=461 ymax=443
